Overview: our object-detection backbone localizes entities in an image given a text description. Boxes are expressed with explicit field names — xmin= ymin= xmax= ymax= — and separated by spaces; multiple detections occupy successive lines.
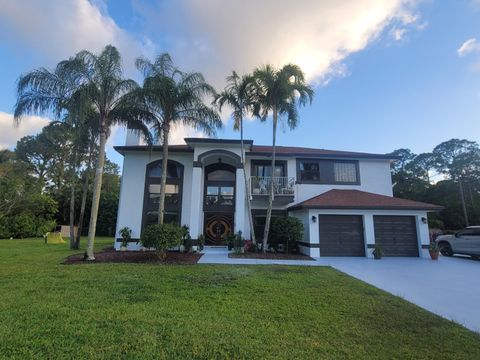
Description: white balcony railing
xmin=250 ymin=176 xmax=295 ymax=197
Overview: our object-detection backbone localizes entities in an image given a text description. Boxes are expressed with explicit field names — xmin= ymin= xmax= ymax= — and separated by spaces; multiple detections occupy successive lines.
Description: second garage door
xmin=374 ymin=215 xmax=419 ymax=257
xmin=319 ymin=215 xmax=365 ymax=256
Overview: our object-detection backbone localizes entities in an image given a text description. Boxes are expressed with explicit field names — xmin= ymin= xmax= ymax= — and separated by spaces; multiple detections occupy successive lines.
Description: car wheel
xmin=439 ymin=243 xmax=453 ymax=256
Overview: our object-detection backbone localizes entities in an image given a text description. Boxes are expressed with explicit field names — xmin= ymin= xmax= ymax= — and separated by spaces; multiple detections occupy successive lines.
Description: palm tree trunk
xmin=262 ymin=106 xmax=277 ymax=253
xmin=85 ymin=125 xmax=107 ymax=260
xmin=240 ymin=117 xmax=256 ymax=245
xmin=75 ymin=150 xmax=92 ymax=249
xmin=158 ymin=122 xmax=170 ymax=225
xmin=69 ymin=149 xmax=78 ymax=249
xmin=459 ymin=179 xmax=469 ymax=227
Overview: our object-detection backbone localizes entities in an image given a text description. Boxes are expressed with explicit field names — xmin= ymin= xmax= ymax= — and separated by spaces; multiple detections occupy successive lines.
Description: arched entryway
xmin=203 ymin=162 xmax=236 ymax=245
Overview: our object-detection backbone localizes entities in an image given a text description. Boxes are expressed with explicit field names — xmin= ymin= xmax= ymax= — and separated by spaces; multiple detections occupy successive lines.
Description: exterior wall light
xmin=311 ymin=215 xmax=317 ymax=223
xmin=421 ymin=217 xmax=427 ymax=224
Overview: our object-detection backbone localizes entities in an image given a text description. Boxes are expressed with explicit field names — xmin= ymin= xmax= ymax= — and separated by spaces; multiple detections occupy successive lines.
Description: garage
xmin=319 ymin=215 xmax=365 ymax=256
xmin=373 ymin=215 xmax=419 ymax=257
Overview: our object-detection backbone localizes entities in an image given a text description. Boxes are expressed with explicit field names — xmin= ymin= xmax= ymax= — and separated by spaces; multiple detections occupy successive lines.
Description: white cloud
xmin=135 ymin=0 xmax=423 ymax=86
xmin=169 ymin=123 xmax=205 ymax=144
xmin=457 ymin=38 xmax=480 ymax=57
xmin=392 ymin=28 xmax=407 ymax=41
xmin=0 ymin=112 xmax=50 ymax=149
xmin=0 ymin=0 xmax=153 ymax=75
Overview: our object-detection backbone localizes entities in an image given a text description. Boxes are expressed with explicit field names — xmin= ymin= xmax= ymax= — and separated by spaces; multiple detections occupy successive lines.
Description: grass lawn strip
xmin=0 ymin=237 xmax=479 ymax=359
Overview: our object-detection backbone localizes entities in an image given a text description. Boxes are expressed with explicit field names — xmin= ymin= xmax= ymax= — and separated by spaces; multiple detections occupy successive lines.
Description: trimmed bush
xmin=269 ymin=217 xmax=304 ymax=253
xmin=141 ymin=224 xmax=182 ymax=259
xmin=180 ymin=225 xmax=192 ymax=252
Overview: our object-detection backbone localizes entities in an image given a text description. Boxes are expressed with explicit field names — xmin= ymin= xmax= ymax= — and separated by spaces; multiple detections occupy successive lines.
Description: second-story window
xmin=251 ymin=161 xmax=285 ymax=177
xmin=299 ymin=161 xmax=320 ymax=181
xmin=334 ymin=162 xmax=357 ymax=183
xmin=297 ymin=159 xmax=359 ymax=184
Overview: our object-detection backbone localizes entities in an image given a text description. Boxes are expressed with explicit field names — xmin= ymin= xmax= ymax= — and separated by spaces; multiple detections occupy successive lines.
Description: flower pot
xmin=429 ymin=250 xmax=439 ymax=260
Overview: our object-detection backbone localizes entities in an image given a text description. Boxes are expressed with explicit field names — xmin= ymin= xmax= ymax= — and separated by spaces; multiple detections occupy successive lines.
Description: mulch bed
xmin=229 ymin=252 xmax=314 ymax=260
xmin=63 ymin=247 xmax=202 ymax=265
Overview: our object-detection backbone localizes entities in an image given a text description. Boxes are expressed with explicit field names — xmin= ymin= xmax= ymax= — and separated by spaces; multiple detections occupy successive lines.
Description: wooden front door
xmin=204 ymin=213 xmax=234 ymax=245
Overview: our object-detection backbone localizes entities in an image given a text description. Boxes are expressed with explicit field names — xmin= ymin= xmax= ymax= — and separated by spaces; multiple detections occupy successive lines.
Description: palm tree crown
xmin=252 ymin=64 xmax=314 ymax=127
xmin=136 ymin=53 xmax=221 ymax=224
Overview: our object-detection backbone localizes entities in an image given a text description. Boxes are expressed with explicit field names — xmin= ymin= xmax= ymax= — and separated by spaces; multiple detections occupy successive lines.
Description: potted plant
xmin=197 ymin=234 xmax=205 ymax=252
xmin=372 ymin=245 xmax=383 ymax=260
xmin=429 ymin=241 xmax=440 ymax=260
xmin=180 ymin=225 xmax=191 ymax=253
xmin=119 ymin=226 xmax=132 ymax=251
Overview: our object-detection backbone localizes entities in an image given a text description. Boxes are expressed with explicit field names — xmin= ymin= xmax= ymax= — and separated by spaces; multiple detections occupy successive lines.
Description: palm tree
xmin=15 ymin=57 xmax=85 ymax=249
xmin=15 ymin=45 xmax=154 ymax=260
xmin=252 ymin=64 xmax=314 ymax=252
xmin=136 ymin=54 xmax=222 ymax=225
xmin=74 ymin=45 xmax=155 ymax=260
xmin=214 ymin=71 xmax=257 ymax=245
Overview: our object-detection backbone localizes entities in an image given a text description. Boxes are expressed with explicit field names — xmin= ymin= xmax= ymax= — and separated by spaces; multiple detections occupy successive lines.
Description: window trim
xmin=296 ymin=158 xmax=360 ymax=185
xmin=141 ymin=159 xmax=184 ymax=231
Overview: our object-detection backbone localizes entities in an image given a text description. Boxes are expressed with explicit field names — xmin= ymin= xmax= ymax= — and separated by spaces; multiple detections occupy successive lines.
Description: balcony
xmin=249 ymin=176 xmax=295 ymax=204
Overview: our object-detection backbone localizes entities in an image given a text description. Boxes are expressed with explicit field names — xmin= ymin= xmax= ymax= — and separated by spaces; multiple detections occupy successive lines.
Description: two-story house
xmin=114 ymin=134 xmax=442 ymax=257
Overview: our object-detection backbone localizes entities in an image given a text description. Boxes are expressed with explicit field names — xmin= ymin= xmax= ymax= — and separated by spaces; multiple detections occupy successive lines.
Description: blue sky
xmin=0 ymin=0 xmax=479 ymax=169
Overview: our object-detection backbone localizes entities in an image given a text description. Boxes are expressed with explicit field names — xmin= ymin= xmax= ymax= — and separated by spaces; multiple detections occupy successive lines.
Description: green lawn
xmin=1 ymin=238 xmax=479 ymax=359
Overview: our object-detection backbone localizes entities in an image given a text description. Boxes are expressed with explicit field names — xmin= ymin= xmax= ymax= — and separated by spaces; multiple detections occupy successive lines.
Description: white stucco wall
xmin=289 ymin=209 xmax=312 ymax=256
xmin=293 ymin=159 xmax=393 ymax=203
xmin=290 ymin=209 xmax=430 ymax=258
xmin=114 ymin=151 xmax=194 ymax=250
xmin=115 ymin=143 xmax=397 ymax=250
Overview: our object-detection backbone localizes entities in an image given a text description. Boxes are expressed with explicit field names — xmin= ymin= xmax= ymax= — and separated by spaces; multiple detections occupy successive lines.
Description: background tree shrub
xmin=269 ymin=217 xmax=304 ymax=253
xmin=141 ymin=224 xmax=182 ymax=259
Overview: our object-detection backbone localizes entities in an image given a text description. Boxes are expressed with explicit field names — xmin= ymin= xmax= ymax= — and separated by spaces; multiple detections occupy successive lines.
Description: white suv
xmin=435 ymin=226 xmax=480 ymax=259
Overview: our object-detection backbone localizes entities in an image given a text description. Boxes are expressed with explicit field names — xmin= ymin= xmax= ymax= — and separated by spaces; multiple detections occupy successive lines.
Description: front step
xmin=202 ymin=246 xmax=229 ymax=254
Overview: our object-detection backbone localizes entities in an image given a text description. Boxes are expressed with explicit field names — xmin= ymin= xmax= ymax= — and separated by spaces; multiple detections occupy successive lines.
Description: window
xmin=252 ymin=161 xmax=285 ymax=177
xmin=299 ymin=161 xmax=320 ymax=181
xmin=148 ymin=184 xmax=179 ymax=206
xmin=334 ymin=162 xmax=358 ymax=183
xmin=297 ymin=159 xmax=359 ymax=184
xmin=148 ymin=162 xmax=181 ymax=178
xmin=207 ymin=169 xmax=235 ymax=181
xmin=251 ymin=210 xmax=287 ymax=239
xmin=458 ymin=228 xmax=480 ymax=236
xmin=143 ymin=160 xmax=183 ymax=228
xmin=205 ymin=186 xmax=234 ymax=206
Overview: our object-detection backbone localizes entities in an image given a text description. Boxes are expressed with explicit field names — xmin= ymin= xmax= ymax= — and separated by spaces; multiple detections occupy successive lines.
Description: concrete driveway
xmin=319 ymin=255 xmax=480 ymax=332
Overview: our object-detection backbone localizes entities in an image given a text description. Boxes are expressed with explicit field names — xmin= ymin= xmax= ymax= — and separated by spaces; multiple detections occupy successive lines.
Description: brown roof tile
xmin=288 ymin=189 xmax=443 ymax=211
xmin=249 ymin=145 xmax=396 ymax=159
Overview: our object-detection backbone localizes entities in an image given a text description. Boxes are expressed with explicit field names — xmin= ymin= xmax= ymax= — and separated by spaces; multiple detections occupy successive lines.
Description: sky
xmin=0 ymin=0 xmax=479 ymax=169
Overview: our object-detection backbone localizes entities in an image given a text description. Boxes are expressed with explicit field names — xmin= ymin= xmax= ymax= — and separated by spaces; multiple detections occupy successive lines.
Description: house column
xmin=189 ymin=165 xmax=203 ymax=239
xmin=309 ymin=210 xmax=320 ymax=257
xmin=416 ymin=213 xmax=430 ymax=258
xmin=363 ymin=214 xmax=375 ymax=258
xmin=234 ymin=167 xmax=246 ymax=236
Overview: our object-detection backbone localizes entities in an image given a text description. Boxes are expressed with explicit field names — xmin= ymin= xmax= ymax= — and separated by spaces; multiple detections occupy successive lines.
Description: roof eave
xmin=247 ymin=152 xmax=397 ymax=160
xmin=288 ymin=205 xmax=444 ymax=212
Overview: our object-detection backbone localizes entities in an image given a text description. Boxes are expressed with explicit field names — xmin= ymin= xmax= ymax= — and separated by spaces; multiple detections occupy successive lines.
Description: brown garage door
xmin=373 ymin=216 xmax=419 ymax=257
xmin=319 ymin=215 xmax=365 ymax=256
